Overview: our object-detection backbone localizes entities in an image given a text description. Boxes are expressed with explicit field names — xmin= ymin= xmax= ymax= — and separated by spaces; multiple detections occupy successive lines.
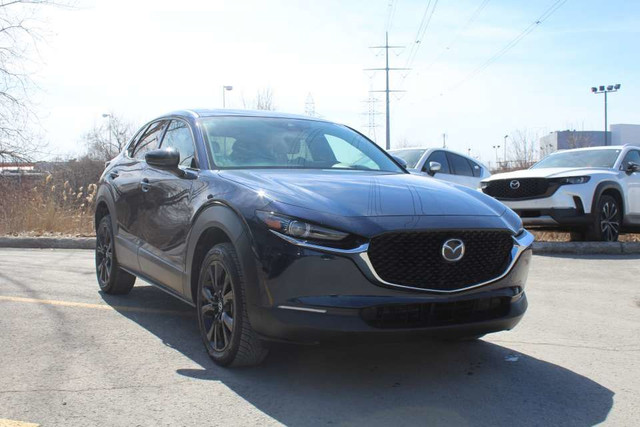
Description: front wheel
xmin=586 ymin=195 xmax=621 ymax=242
xmin=196 ymin=243 xmax=268 ymax=367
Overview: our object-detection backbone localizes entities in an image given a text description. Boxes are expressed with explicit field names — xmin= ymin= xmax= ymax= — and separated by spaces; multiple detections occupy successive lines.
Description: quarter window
xmin=468 ymin=160 xmax=483 ymax=177
xmin=132 ymin=121 xmax=168 ymax=160
xmin=160 ymin=120 xmax=197 ymax=168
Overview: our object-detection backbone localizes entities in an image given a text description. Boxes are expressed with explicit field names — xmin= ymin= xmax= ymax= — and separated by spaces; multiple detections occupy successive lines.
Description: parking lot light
xmin=591 ymin=84 xmax=621 ymax=146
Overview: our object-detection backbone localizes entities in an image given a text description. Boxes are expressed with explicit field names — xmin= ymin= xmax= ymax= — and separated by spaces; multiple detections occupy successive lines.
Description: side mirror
xmin=427 ymin=161 xmax=441 ymax=176
xmin=626 ymin=162 xmax=639 ymax=174
xmin=392 ymin=155 xmax=408 ymax=169
xmin=146 ymin=148 xmax=180 ymax=170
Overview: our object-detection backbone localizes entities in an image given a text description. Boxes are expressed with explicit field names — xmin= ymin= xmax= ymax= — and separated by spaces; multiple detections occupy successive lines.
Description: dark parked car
xmin=94 ymin=109 xmax=533 ymax=367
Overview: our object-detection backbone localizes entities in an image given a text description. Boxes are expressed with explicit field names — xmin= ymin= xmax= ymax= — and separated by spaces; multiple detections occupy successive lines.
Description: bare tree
xmin=0 ymin=0 xmax=63 ymax=162
xmin=84 ymin=113 xmax=136 ymax=162
xmin=242 ymin=88 xmax=276 ymax=111
xmin=508 ymin=129 xmax=538 ymax=170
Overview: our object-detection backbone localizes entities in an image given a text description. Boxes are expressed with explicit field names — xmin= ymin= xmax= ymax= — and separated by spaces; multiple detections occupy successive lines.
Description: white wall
xmin=611 ymin=124 xmax=640 ymax=145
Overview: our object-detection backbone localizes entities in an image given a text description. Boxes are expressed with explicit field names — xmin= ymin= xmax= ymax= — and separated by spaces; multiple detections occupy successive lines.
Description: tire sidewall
xmin=96 ymin=216 xmax=117 ymax=292
xmin=197 ymin=244 xmax=244 ymax=366
xmin=594 ymin=195 xmax=621 ymax=242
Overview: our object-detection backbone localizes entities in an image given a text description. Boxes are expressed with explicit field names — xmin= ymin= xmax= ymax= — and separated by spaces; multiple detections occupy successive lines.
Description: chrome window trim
xmin=272 ymin=227 xmax=535 ymax=294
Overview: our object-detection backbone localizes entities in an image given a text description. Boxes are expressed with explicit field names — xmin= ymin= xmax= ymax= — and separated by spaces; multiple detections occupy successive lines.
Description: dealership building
xmin=539 ymin=124 xmax=640 ymax=155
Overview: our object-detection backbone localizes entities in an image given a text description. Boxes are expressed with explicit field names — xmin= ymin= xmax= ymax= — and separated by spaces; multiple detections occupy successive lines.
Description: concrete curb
xmin=0 ymin=237 xmax=639 ymax=255
xmin=532 ymin=241 xmax=640 ymax=255
xmin=0 ymin=237 xmax=96 ymax=250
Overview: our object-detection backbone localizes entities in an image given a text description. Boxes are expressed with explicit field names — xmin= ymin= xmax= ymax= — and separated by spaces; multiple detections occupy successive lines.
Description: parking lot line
xmin=0 ymin=419 xmax=39 ymax=427
xmin=0 ymin=295 xmax=192 ymax=316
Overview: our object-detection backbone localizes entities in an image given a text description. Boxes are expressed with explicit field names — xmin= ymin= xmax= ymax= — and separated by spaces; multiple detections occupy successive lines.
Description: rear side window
xmin=132 ymin=121 xmax=168 ymax=160
xmin=160 ymin=120 xmax=197 ymax=168
xmin=447 ymin=153 xmax=473 ymax=177
xmin=424 ymin=151 xmax=450 ymax=174
xmin=469 ymin=159 xmax=483 ymax=177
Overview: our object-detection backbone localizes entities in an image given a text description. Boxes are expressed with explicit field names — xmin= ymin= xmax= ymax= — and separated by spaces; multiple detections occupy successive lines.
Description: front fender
xmin=184 ymin=204 xmax=266 ymax=321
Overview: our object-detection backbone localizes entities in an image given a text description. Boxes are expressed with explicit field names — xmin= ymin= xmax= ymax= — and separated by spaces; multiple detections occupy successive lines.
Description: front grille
xmin=367 ymin=231 xmax=513 ymax=291
xmin=361 ymin=297 xmax=511 ymax=329
xmin=483 ymin=178 xmax=553 ymax=200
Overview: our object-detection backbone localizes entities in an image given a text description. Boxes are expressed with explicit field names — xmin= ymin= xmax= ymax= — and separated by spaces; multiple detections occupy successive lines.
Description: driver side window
xmin=160 ymin=120 xmax=197 ymax=168
xmin=132 ymin=121 xmax=168 ymax=160
xmin=621 ymin=150 xmax=640 ymax=171
xmin=423 ymin=151 xmax=450 ymax=174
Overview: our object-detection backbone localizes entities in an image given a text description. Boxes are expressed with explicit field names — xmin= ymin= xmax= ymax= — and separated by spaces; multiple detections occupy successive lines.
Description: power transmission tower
xmin=362 ymin=94 xmax=381 ymax=142
xmin=304 ymin=93 xmax=316 ymax=117
xmin=365 ymin=32 xmax=407 ymax=150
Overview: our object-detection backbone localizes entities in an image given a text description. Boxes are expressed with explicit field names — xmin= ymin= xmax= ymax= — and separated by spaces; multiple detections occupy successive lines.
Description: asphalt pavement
xmin=0 ymin=249 xmax=638 ymax=426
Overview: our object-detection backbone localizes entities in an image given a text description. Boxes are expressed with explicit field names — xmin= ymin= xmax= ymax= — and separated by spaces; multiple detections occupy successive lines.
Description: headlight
xmin=256 ymin=211 xmax=348 ymax=242
xmin=480 ymin=181 xmax=489 ymax=189
xmin=553 ymin=176 xmax=591 ymax=185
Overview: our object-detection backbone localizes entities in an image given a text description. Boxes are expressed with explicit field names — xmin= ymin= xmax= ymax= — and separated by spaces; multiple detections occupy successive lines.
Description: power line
xmin=402 ymin=0 xmax=439 ymax=74
xmin=385 ymin=0 xmax=398 ymax=31
xmin=423 ymin=0 xmax=491 ymax=72
xmin=447 ymin=0 xmax=568 ymax=92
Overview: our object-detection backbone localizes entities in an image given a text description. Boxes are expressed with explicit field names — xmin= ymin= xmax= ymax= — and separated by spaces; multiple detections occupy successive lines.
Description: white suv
xmin=389 ymin=147 xmax=490 ymax=189
xmin=481 ymin=145 xmax=640 ymax=241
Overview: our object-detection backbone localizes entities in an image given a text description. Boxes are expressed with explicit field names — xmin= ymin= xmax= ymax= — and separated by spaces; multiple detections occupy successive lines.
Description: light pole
xmin=102 ymin=113 xmax=113 ymax=148
xmin=222 ymin=85 xmax=233 ymax=108
xmin=503 ymin=135 xmax=509 ymax=166
xmin=591 ymin=84 xmax=620 ymax=146
xmin=442 ymin=133 xmax=447 ymax=148
xmin=492 ymin=145 xmax=501 ymax=166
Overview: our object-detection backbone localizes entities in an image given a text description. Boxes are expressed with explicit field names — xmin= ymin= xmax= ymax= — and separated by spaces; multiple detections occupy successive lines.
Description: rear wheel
xmin=95 ymin=215 xmax=136 ymax=294
xmin=586 ymin=195 xmax=621 ymax=242
xmin=196 ymin=243 xmax=268 ymax=367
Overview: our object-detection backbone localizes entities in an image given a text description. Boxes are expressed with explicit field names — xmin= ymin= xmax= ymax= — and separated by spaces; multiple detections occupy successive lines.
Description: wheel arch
xmin=591 ymin=181 xmax=624 ymax=217
xmin=185 ymin=203 xmax=262 ymax=309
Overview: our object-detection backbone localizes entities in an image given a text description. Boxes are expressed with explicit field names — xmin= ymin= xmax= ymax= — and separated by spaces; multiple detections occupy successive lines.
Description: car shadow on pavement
xmin=101 ymin=285 xmax=614 ymax=427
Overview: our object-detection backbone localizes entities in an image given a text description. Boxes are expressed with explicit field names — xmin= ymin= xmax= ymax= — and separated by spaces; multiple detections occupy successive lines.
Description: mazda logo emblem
xmin=442 ymin=239 xmax=465 ymax=262
xmin=509 ymin=180 xmax=521 ymax=190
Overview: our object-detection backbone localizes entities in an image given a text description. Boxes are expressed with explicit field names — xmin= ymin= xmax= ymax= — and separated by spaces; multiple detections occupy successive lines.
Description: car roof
xmin=164 ymin=109 xmax=330 ymax=122
xmin=553 ymin=145 xmax=637 ymax=153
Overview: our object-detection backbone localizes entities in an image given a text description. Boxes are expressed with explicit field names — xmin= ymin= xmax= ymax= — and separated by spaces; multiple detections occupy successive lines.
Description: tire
xmin=196 ymin=243 xmax=268 ymax=367
xmin=586 ymin=195 xmax=621 ymax=242
xmin=95 ymin=215 xmax=136 ymax=294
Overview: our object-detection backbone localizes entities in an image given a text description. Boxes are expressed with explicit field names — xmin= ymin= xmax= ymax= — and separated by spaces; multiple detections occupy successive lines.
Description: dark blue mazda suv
xmin=94 ymin=109 xmax=533 ymax=366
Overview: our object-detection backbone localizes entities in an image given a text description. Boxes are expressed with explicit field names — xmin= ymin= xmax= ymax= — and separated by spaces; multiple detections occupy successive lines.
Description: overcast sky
xmin=32 ymin=0 xmax=639 ymax=165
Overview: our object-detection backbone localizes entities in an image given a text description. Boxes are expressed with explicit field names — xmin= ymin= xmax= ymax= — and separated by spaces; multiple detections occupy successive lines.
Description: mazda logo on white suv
xmin=509 ymin=180 xmax=521 ymax=190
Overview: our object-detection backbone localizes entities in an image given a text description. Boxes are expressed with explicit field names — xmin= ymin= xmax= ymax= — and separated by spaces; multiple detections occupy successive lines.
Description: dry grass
xmin=0 ymin=175 xmax=96 ymax=236
xmin=533 ymin=231 xmax=640 ymax=242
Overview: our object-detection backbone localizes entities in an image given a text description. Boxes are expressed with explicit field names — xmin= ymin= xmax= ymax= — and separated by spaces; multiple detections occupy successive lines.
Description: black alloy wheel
xmin=200 ymin=260 xmax=235 ymax=353
xmin=197 ymin=243 xmax=268 ymax=367
xmin=95 ymin=215 xmax=136 ymax=294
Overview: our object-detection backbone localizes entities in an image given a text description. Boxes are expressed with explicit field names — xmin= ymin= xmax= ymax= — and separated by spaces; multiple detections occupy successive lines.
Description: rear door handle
xmin=109 ymin=170 xmax=119 ymax=179
xmin=140 ymin=178 xmax=150 ymax=193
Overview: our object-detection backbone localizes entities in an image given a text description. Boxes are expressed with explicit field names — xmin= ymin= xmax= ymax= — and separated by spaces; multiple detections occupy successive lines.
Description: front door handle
xmin=109 ymin=170 xmax=119 ymax=179
xmin=140 ymin=178 xmax=150 ymax=193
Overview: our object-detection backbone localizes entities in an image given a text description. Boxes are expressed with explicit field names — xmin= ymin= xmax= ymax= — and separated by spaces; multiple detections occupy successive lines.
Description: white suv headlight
xmin=553 ymin=176 xmax=591 ymax=185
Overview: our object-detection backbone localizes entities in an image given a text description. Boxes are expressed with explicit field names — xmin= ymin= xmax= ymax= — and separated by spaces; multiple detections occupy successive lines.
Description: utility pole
xmin=442 ymin=133 xmax=447 ymax=148
xmin=366 ymin=32 xmax=407 ymax=149
xmin=591 ymin=84 xmax=621 ymax=146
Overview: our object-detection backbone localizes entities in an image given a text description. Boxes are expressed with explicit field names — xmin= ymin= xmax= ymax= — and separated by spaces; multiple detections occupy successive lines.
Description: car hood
xmin=485 ymin=167 xmax=616 ymax=181
xmin=218 ymin=169 xmax=506 ymax=217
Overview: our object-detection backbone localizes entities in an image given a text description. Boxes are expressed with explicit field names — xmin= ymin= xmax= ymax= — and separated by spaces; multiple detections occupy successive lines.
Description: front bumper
xmin=248 ymin=229 xmax=534 ymax=344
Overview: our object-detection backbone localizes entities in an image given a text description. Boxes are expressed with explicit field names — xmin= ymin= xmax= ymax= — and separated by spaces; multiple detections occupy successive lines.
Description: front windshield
xmin=389 ymin=149 xmax=426 ymax=168
xmin=532 ymin=149 xmax=621 ymax=169
xmin=200 ymin=117 xmax=403 ymax=173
